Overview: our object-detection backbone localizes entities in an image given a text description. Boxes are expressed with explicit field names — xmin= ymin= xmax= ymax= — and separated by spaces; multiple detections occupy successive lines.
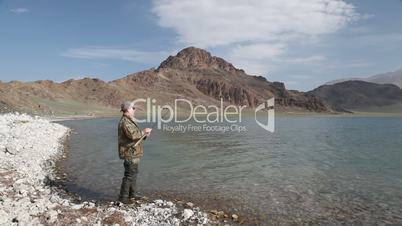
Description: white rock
xmin=124 ymin=215 xmax=133 ymax=222
xmin=154 ymin=199 xmax=164 ymax=206
xmin=166 ymin=201 xmax=174 ymax=207
xmin=49 ymin=195 xmax=60 ymax=203
xmin=61 ymin=199 xmax=70 ymax=206
xmin=232 ymin=213 xmax=239 ymax=220
xmin=48 ymin=210 xmax=58 ymax=223
xmin=71 ymin=204 xmax=83 ymax=210
xmin=0 ymin=209 xmax=9 ymax=225
xmin=182 ymin=209 xmax=194 ymax=221
xmin=108 ymin=207 xmax=116 ymax=212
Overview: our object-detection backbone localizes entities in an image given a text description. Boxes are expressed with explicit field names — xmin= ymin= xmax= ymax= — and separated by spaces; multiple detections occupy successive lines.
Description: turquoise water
xmin=59 ymin=116 xmax=402 ymax=225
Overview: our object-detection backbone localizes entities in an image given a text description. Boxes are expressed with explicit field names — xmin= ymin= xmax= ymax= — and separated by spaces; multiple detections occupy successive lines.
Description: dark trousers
xmin=119 ymin=158 xmax=140 ymax=201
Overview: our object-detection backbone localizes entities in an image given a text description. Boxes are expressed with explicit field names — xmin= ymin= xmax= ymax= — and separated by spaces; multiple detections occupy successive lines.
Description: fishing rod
xmin=130 ymin=107 xmax=170 ymax=148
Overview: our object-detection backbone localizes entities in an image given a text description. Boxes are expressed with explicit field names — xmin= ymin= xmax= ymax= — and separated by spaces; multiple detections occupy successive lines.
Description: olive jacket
xmin=118 ymin=115 xmax=145 ymax=160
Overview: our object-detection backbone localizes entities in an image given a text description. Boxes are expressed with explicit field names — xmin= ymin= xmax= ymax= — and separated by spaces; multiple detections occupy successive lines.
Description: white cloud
xmin=229 ymin=59 xmax=273 ymax=76
xmin=152 ymin=0 xmax=359 ymax=76
xmin=10 ymin=8 xmax=29 ymax=13
xmin=230 ymin=43 xmax=286 ymax=60
xmin=61 ymin=46 xmax=167 ymax=64
xmin=280 ymin=55 xmax=327 ymax=64
xmin=152 ymin=0 xmax=359 ymax=48
xmin=228 ymin=54 xmax=326 ymax=76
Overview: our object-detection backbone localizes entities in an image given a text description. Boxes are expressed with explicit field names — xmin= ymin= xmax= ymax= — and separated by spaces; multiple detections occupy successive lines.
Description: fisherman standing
xmin=118 ymin=101 xmax=152 ymax=204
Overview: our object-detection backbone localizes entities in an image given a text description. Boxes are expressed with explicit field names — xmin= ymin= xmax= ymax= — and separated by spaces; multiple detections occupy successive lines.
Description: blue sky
xmin=1 ymin=0 xmax=402 ymax=91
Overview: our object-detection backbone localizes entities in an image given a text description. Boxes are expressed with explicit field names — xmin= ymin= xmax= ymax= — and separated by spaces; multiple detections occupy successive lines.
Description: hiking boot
xmin=118 ymin=197 xmax=135 ymax=205
xmin=129 ymin=194 xmax=142 ymax=200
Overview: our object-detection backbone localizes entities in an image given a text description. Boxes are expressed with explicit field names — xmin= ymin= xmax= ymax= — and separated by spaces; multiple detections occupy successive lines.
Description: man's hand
xmin=143 ymin=128 xmax=152 ymax=136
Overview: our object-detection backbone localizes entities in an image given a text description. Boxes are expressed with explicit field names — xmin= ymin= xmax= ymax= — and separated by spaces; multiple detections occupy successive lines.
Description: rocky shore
xmin=0 ymin=113 xmax=215 ymax=225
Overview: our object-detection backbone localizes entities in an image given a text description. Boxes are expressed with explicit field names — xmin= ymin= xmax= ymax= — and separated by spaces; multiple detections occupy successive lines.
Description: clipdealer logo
xmin=131 ymin=98 xmax=275 ymax=133
xmin=254 ymin=98 xmax=275 ymax=132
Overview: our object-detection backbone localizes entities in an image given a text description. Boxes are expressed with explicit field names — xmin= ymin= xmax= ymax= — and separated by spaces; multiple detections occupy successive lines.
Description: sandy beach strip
xmin=0 ymin=113 xmax=214 ymax=226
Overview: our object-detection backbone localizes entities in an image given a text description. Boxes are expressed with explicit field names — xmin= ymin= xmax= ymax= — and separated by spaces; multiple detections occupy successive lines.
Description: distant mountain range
xmin=313 ymin=69 xmax=402 ymax=113
xmin=2 ymin=47 xmax=401 ymax=116
xmin=326 ymin=69 xmax=402 ymax=88
xmin=0 ymin=47 xmax=333 ymax=116
xmin=309 ymin=80 xmax=402 ymax=113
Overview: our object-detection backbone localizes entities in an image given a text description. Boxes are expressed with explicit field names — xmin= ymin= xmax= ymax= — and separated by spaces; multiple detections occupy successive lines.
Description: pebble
xmin=232 ymin=214 xmax=239 ymax=221
xmin=182 ymin=209 xmax=194 ymax=221
xmin=124 ymin=215 xmax=133 ymax=222
xmin=166 ymin=201 xmax=174 ymax=207
xmin=48 ymin=210 xmax=58 ymax=222
xmin=71 ymin=204 xmax=83 ymax=210
xmin=154 ymin=199 xmax=164 ymax=206
xmin=185 ymin=202 xmax=194 ymax=208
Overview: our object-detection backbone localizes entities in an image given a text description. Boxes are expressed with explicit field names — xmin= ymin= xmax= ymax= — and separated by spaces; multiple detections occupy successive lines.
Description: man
xmin=118 ymin=101 xmax=152 ymax=204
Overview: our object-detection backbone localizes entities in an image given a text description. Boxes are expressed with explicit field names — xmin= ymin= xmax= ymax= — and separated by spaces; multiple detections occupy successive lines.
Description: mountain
xmin=0 ymin=78 xmax=127 ymax=115
xmin=0 ymin=47 xmax=334 ymax=116
xmin=309 ymin=80 xmax=402 ymax=112
xmin=326 ymin=69 xmax=402 ymax=88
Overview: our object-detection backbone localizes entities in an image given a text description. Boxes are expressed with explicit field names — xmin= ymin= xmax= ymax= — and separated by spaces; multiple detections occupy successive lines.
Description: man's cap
xmin=120 ymin=101 xmax=136 ymax=112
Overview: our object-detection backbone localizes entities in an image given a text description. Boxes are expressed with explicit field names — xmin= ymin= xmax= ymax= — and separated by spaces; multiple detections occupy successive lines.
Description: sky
xmin=1 ymin=0 xmax=402 ymax=91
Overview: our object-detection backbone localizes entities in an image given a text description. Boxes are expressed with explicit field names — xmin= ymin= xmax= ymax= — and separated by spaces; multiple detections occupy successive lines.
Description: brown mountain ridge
xmin=0 ymin=47 xmax=334 ymax=116
xmin=309 ymin=80 xmax=402 ymax=113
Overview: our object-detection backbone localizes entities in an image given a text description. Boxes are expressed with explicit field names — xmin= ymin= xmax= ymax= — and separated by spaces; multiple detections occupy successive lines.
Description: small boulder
xmin=232 ymin=214 xmax=239 ymax=221
xmin=71 ymin=204 xmax=83 ymax=210
xmin=182 ymin=209 xmax=194 ymax=221
xmin=154 ymin=199 xmax=164 ymax=206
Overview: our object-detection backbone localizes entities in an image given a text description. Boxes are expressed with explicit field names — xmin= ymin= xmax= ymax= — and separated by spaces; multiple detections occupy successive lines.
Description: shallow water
xmin=59 ymin=116 xmax=402 ymax=225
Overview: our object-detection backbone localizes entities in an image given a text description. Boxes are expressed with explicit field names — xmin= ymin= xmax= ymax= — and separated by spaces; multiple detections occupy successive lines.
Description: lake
xmin=59 ymin=116 xmax=402 ymax=225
